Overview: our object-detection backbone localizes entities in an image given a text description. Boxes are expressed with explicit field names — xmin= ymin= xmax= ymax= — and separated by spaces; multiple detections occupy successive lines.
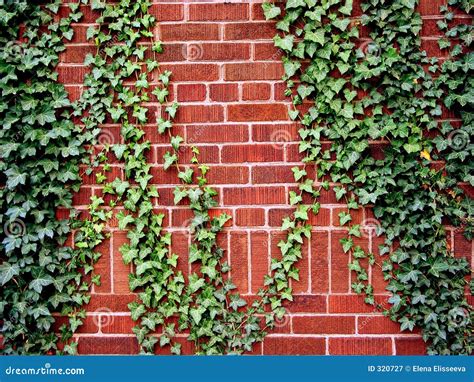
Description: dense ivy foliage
xmin=0 ymin=0 xmax=100 ymax=354
xmin=264 ymin=0 xmax=472 ymax=354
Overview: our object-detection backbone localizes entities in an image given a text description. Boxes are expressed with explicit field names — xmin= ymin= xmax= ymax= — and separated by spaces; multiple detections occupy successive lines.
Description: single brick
xmin=250 ymin=231 xmax=269 ymax=292
xmin=242 ymin=82 xmax=271 ymax=101
xmin=187 ymin=124 xmax=249 ymax=143
xmin=224 ymin=186 xmax=286 ymax=205
xmin=230 ymin=231 xmax=249 ymax=293
xmin=293 ymin=315 xmax=356 ymax=334
xmin=224 ymin=63 xmax=284 ymax=80
xmin=329 ymin=337 xmax=392 ymax=355
xmin=236 ymin=208 xmax=266 ymax=227
xmin=263 ymin=336 xmax=325 ymax=355
xmin=189 ymin=3 xmax=249 ymax=21
xmin=158 ymin=24 xmax=219 ymax=41
xmin=209 ymin=83 xmax=239 ymax=102
xmin=228 ymin=104 xmax=288 ymax=122
xmin=222 ymin=144 xmax=284 ymax=163
xmin=177 ymin=84 xmax=207 ymax=102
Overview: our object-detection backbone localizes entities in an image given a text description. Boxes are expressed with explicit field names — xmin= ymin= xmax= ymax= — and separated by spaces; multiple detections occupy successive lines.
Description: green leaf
xmin=262 ymin=3 xmax=281 ymax=19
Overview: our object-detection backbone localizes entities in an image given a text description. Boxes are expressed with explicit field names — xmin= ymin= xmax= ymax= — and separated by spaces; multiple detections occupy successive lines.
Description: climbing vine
xmin=0 ymin=0 xmax=101 ymax=354
xmin=1 ymin=0 xmax=471 ymax=356
xmin=264 ymin=0 xmax=472 ymax=354
xmin=82 ymin=0 xmax=297 ymax=355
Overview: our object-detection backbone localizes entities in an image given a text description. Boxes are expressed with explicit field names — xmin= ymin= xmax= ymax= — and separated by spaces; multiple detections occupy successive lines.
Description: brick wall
xmin=59 ymin=0 xmax=473 ymax=355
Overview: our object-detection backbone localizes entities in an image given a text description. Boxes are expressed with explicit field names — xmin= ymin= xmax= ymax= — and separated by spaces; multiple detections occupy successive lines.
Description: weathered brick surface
xmin=60 ymin=0 xmax=472 ymax=355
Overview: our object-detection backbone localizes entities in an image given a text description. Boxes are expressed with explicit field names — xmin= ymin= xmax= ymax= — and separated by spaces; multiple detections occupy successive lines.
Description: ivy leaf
xmin=262 ymin=3 xmax=281 ymax=19
xmin=29 ymin=273 xmax=54 ymax=293
xmin=338 ymin=211 xmax=352 ymax=226
xmin=274 ymin=35 xmax=294 ymax=52
xmin=5 ymin=168 xmax=27 ymax=189
xmin=305 ymin=29 xmax=325 ymax=46
xmin=0 ymin=263 xmax=20 ymax=285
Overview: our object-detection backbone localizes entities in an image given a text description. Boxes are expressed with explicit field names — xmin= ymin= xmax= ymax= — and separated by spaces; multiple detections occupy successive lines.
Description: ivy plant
xmin=264 ymin=0 xmax=473 ymax=354
xmin=0 ymin=0 xmax=100 ymax=354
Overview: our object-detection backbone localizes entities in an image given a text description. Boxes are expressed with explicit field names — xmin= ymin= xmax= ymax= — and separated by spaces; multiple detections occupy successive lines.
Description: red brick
xmin=329 ymin=337 xmax=392 ymax=355
xmin=224 ymin=22 xmax=276 ymax=40
xmin=251 ymin=231 xmax=269 ymax=292
xmin=225 ymin=63 xmax=284 ymax=80
xmin=308 ymin=208 xmax=331 ymax=227
xmin=155 ymin=145 xmax=219 ymax=165
xmin=177 ymin=84 xmax=206 ymax=102
xmin=78 ymin=336 xmax=138 ymax=355
xmin=185 ymin=43 xmax=251 ymax=61
xmin=175 ymin=105 xmax=224 ymax=123
xmin=358 ymin=316 xmax=403 ymax=334
xmin=242 ymin=82 xmax=271 ymax=101
xmin=112 ymin=231 xmax=132 ymax=294
xmin=395 ymin=337 xmax=426 ymax=355
xmin=86 ymin=295 xmax=135 ymax=312
xmin=149 ymin=4 xmax=184 ymax=21
xmin=158 ymin=24 xmax=219 ymax=41
xmin=101 ymin=315 xmax=135 ymax=334
xmin=263 ymin=336 xmax=325 ymax=355
xmin=160 ymin=64 xmax=219 ymax=82
xmin=252 ymin=123 xmax=298 ymax=143
xmin=54 ymin=316 xmax=98 ymax=334
xmin=274 ymin=82 xmax=290 ymax=101
xmin=371 ymin=235 xmax=389 ymax=294
xmin=293 ymin=315 xmax=355 ymax=334
xmin=228 ymin=104 xmax=288 ymax=122
xmin=268 ymin=208 xmax=294 ymax=227
xmin=57 ymin=65 xmax=89 ymax=84
xmin=417 ymin=0 xmax=446 ymax=15
xmin=311 ymin=232 xmax=329 ymax=293
xmin=93 ymin=238 xmax=111 ymax=293
xmin=206 ymin=166 xmax=249 ymax=184
xmin=60 ymin=45 xmax=95 ymax=64
xmin=187 ymin=124 xmax=249 ymax=143
xmin=189 ymin=3 xmax=249 ymax=21
xmin=222 ymin=144 xmax=284 ymax=163
xmin=254 ymin=42 xmax=283 ymax=60
xmin=72 ymin=187 xmax=92 ymax=205
xmin=293 ymin=239 xmax=310 ymax=293
xmin=230 ymin=231 xmax=249 ymax=293
xmin=330 ymin=232 xmax=351 ymax=293
xmin=209 ymin=84 xmax=239 ymax=102
xmin=329 ymin=295 xmax=381 ymax=314
xmin=224 ymin=186 xmax=286 ymax=205
xmin=236 ymin=208 xmax=265 ymax=227
xmin=454 ymin=232 xmax=472 ymax=260
xmin=283 ymin=295 xmax=327 ymax=313
xmin=252 ymin=165 xmax=293 ymax=184
xmin=150 ymin=166 xmax=180 ymax=185
xmin=333 ymin=207 xmax=364 ymax=226
xmin=171 ymin=231 xmax=189 ymax=277
xmin=58 ymin=5 xmax=100 ymax=23
xmin=171 ymin=209 xmax=194 ymax=227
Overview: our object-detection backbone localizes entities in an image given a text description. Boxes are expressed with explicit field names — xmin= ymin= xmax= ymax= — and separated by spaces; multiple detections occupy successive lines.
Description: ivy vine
xmin=264 ymin=0 xmax=472 ymax=354
xmin=82 ymin=0 xmax=303 ymax=355
xmin=1 ymin=0 xmax=471 ymax=356
xmin=0 ymin=0 xmax=100 ymax=354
